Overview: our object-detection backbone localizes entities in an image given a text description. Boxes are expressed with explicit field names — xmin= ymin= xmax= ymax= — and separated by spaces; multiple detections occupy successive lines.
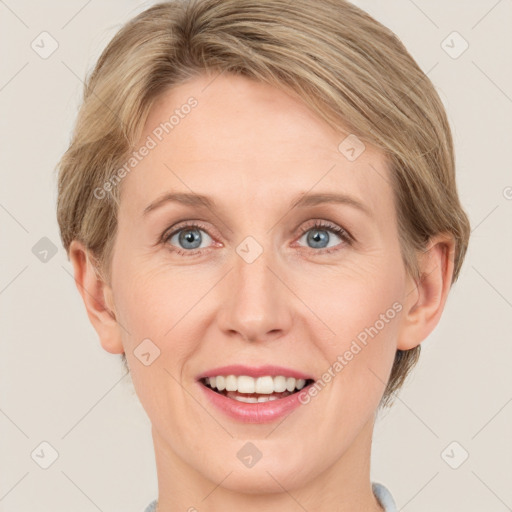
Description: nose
xmin=216 ymin=247 xmax=294 ymax=343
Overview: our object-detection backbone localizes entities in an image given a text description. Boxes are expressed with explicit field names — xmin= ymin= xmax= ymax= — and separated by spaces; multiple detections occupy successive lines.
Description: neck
xmin=152 ymin=415 xmax=383 ymax=512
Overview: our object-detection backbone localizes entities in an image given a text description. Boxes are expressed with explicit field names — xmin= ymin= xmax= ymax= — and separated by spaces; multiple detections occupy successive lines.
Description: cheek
xmin=112 ymin=259 xmax=214 ymax=390
xmin=114 ymin=265 xmax=202 ymax=419
xmin=300 ymin=254 xmax=404 ymax=342
xmin=113 ymin=255 xmax=197 ymax=336
xmin=302 ymin=257 xmax=403 ymax=401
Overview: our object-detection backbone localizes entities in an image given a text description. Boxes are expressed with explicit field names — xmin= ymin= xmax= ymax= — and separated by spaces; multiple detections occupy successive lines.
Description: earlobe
xmin=68 ymin=240 xmax=124 ymax=355
xmin=397 ymin=234 xmax=456 ymax=350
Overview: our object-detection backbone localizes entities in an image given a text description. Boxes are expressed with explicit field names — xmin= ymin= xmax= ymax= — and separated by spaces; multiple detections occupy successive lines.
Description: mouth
xmin=200 ymin=375 xmax=316 ymax=403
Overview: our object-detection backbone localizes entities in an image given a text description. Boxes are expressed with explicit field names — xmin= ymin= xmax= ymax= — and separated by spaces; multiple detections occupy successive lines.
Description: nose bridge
xmin=217 ymin=238 xmax=292 ymax=342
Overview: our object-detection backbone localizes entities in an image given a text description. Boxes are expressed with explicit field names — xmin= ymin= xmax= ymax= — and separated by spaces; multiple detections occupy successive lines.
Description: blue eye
xmin=296 ymin=221 xmax=352 ymax=253
xmin=162 ymin=220 xmax=352 ymax=257
xmin=164 ymin=223 xmax=213 ymax=255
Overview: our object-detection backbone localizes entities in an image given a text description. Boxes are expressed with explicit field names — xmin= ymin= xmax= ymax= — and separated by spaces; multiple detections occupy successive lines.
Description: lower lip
xmin=197 ymin=381 xmax=314 ymax=424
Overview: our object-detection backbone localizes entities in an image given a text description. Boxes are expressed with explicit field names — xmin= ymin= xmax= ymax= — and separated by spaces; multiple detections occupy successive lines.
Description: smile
xmin=198 ymin=374 xmax=317 ymax=423
xmin=201 ymin=375 xmax=314 ymax=403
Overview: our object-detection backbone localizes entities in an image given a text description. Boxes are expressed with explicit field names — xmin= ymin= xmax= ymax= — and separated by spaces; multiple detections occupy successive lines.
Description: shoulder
xmin=372 ymin=481 xmax=398 ymax=512
xmin=143 ymin=499 xmax=157 ymax=512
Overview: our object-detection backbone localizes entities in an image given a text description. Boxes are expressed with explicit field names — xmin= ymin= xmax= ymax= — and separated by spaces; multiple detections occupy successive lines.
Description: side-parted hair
xmin=56 ymin=0 xmax=471 ymax=407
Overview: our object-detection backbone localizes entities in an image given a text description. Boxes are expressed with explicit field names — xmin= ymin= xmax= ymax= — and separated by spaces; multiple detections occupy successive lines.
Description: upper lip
xmin=196 ymin=364 xmax=315 ymax=381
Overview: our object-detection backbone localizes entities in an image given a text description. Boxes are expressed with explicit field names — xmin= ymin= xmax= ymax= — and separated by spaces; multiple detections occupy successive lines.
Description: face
xmin=106 ymin=73 xmax=411 ymax=493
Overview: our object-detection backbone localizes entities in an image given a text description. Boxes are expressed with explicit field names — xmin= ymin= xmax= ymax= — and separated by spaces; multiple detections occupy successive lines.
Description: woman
xmin=56 ymin=0 xmax=471 ymax=510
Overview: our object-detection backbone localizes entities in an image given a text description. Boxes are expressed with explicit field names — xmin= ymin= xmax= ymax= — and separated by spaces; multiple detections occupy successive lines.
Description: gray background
xmin=1 ymin=1 xmax=511 ymax=511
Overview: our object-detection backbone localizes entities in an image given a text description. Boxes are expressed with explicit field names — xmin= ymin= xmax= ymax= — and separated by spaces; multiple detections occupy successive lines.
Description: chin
xmin=198 ymin=453 xmax=316 ymax=495
xmin=214 ymin=468 xmax=304 ymax=495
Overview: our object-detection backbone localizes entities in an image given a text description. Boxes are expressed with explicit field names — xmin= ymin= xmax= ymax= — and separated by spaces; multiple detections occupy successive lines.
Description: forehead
xmin=142 ymin=73 xmax=369 ymax=164
xmin=122 ymin=73 xmax=393 ymax=218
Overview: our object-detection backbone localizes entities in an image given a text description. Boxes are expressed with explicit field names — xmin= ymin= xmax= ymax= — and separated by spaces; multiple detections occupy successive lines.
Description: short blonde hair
xmin=56 ymin=0 xmax=471 ymax=407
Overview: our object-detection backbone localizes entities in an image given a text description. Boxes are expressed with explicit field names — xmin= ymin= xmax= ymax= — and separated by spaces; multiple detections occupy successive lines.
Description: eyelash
xmin=161 ymin=220 xmax=353 ymax=257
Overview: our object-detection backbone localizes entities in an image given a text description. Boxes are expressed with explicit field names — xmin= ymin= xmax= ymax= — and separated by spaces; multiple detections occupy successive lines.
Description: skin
xmin=70 ymin=72 xmax=455 ymax=512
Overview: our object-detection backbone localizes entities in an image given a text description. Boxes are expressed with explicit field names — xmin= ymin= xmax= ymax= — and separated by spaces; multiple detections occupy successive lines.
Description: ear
xmin=68 ymin=240 xmax=124 ymax=355
xmin=397 ymin=233 xmax=456 ymax=350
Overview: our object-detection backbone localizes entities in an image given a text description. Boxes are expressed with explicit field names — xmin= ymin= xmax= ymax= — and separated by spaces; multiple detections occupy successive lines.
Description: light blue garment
xmin=144 ymin=481 xmax=397 ymax=511
xmin=144 ymin=499 xmax=157 ymax=512
xmin=372 ymin=482 xmax=398 ymax=511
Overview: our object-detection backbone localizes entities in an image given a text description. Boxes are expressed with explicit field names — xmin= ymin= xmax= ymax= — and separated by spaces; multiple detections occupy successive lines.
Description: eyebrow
xmin=290 ymin=192 xmax=371 ymax=217
xmin=143 ymin=192 xmax=215 ymax=216
xmin=143 ymin=191 xmax=372 ymax=217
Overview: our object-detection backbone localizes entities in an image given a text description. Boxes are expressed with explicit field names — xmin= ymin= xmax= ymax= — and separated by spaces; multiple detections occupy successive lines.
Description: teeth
xmin=273 ymin=375 xmax=287 ymax=392
xmin=257 ymin=395 xmax=279 ymax=402
xmin=205 ymin=375 xmax=308 ymax=394
xmin=238 ymin=375 xmax=255 ymax=393
xmin=225 ymin=375 xmax=238 ymax=392
xmin=286 ymin=377 xmax=297 ymax=392
xmin=233 ymin=395 xmax=258 ymax=403
xmin=215 ymin=376 xmax=225 ymax=391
